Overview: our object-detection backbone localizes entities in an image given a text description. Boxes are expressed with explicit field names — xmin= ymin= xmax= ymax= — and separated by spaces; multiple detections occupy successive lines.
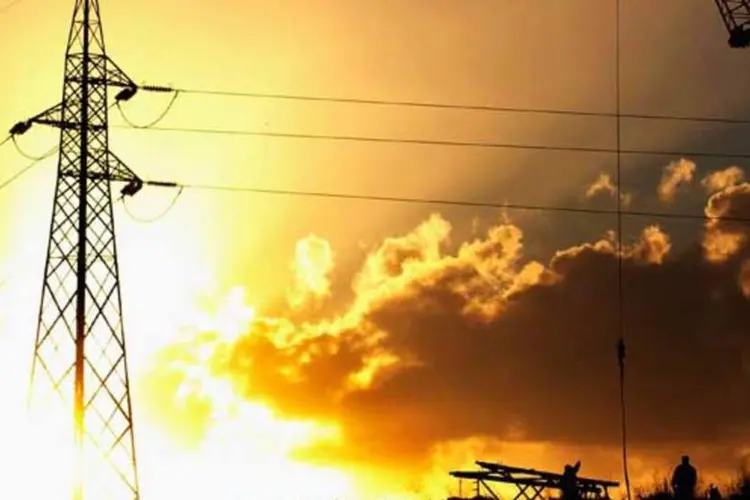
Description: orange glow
xmin=3 ymin=1 xmax=750 ymax=498
xmin=138 ymin=287 xmax=358 ymax=499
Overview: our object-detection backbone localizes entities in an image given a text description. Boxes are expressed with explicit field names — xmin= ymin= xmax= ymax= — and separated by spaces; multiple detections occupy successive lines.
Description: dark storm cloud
xmin=208 ymin=183 xmax=750 ymax=468
xmin=141 ymin=177 xmax=750 ymax=471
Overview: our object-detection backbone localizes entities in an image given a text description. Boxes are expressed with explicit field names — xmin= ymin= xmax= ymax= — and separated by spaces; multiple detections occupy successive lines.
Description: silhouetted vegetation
xmin=636 ymin=470 xmax=750 ymax=500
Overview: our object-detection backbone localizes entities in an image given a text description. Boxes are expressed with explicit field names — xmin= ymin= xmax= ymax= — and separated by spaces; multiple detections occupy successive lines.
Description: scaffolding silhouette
xmin=449 ymin=461 xmax=619 ymax=500
xmin=10 ymin=0 xmax=149 ymax=498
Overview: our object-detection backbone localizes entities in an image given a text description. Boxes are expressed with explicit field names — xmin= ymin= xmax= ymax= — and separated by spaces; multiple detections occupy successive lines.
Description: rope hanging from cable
xmin=614 ymin=0 xmax=632 ymax=498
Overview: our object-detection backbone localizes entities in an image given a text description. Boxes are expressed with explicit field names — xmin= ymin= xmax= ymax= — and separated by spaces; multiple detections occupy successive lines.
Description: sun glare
xmin=137 ymin=286 xmax=359 ymax=499
xmin=0 ymin=194 xmax=359 ymax=499
xmin=0 ymin=168 xmax=430 ymax=499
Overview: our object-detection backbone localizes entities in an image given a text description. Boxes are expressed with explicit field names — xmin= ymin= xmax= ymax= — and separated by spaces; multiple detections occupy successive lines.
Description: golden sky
xmin=1 ymin=0 xmax=750 ymax=498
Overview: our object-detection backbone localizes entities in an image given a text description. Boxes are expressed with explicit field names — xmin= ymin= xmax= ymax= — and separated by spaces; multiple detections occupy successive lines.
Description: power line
xmin=120 ymin=186 xmax=184 ymax=224
xmin=12 ymin=136 xmax=56 ymax=161
xmin=116 ymin=91 xmax=181 ymax=129
xmin=5 ymin=152 xmax=741 ymax=226
xmin=171 ymin=86 xmax=750 ymax=126
xmin=3 ymin=131 xmax=744 ymax=227
xmin=4 ymin=159 xmax=739 ymax=225
xmin=115 ymin=124 xmax=750 ymax=161
xmin=0 ymin=146 xmax=57 ymax=194
xmin=167 ymin=181 xmax=750 ymax=224
xmin=614 ymin=0 xmax=632 ymax=498
xmin=9 ymin=140 xmax=742 ymax=226
xmin=0 ymin=0 xmax=25 ymax=15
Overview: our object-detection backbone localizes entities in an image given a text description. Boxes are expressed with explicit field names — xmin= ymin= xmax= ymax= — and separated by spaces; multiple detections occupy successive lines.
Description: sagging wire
xmin=0 ymin=0 xmax=25 ymax=15
xmin=169 ymin=84 xmax=750 ymax=126
xmin=0 ymin=135 xmax=11 ymax=148
xmin=0 ymin=146 xmax=58 ymax=194
xmin=119 ymin=181 xmax=184 ymax=224
xmin=11 ymin=135 xmax=56 ymax=161
xmin=116 ymin=90 xmax=180 ymax=129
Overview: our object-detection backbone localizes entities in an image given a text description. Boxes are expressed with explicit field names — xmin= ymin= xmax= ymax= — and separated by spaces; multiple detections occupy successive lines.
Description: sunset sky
xmin=1 ymin=0 xmax=750 ymax=498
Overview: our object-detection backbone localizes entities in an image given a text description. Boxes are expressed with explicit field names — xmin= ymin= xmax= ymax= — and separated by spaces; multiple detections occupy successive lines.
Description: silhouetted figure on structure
xmin=708 ymin=484 xmax=721 ymax=500
xmin=671 ymin=456 xmax=698 ymax=500
xmin=561 ymin=461 xmax=582 ymax=500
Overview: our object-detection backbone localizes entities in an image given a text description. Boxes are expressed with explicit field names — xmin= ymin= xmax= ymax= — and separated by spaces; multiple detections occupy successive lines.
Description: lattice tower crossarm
xmin=11 ymin=0 xmax=145 ymax=498
xmin=714 ymin=0 xmax=750 ymax=47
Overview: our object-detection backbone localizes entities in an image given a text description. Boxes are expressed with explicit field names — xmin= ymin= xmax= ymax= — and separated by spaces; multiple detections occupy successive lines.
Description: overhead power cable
xmin=613 ymin=0 xmax=632 ymax=498
xmin=0 ymin=146 xmax=57 ymax=195
xmin=116 ymin=91 xmax=181 ymax=129
xmin=0 ymin=0 xmax=25 ymax=15
xmin=115 ymin=124 xmax=750 ymax=161
xmin=119 ymin=186 xmax=184 ymax=224
xmin=143 ymin=180 xmax=749 ymax=224
xmin=168 ymin=85 xmax=750 ymax=126
xmin=12 ymin=136 xmax=57 ymax=161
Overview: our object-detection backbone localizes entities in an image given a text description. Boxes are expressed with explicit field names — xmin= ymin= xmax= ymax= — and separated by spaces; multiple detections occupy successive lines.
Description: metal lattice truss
xmin=14 ymin=0 xmax=143 ymax=498
xmin=714 ymin=0 xmax=750 ymax=47
xmin=450 ymin=461 xmax=620 ymax=500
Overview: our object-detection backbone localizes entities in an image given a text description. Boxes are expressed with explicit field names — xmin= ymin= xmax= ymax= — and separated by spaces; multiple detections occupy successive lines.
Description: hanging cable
xmin=0 ymin=0 xmax=25 ymax=15
xmin=116 ymin=91 xmax=181 ymax=129
xmin=614 ymin=0 xmax=632 ymax=499
xmin=0 ymin=135 xmax=11 ymax=148
xmin=167 ymin=85 xmax=750 ymax=126
xmin=0 ymin=146 xmax=57 ymax=194
xmin=113 ymin=124 xmax=750 ymax=161
xmin=12 ymin=136 xmax=57 ymax=161
xmin=152 ymin=181 xmax=750 ymax=224
xmin=119 ymin=186 xmax=184 ymax=223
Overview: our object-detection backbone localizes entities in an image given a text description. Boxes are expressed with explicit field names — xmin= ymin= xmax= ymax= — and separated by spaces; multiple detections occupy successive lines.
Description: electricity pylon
xmin=10 ymin=0 xmax=147 ymax=498
xmin=714 ymin=0 xmax=750 ymax=47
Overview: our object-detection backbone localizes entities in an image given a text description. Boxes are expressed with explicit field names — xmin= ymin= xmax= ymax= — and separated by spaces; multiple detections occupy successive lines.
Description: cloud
xmin=702 ymin=167 xmax=745 ymax=195
xmin=142 ymin=171 xmax=750 ymax=484
xmin=223 ymin=209 xmax=747 ymax=467
xmin=586 ymin=173 xmax=617 ymax=199
xmin=702 ymin=184 xmax=750 ymax=263
xmin=658 ymin=159 xmax=696 ymax=202
xmin=585 ymin=173 xmax=633 ymax=207
xmin=287 ymin=235 xmax=335 ymax=310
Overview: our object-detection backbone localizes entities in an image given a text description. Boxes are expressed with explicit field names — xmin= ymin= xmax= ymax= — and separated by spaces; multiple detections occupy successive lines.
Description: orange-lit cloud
xmin=585 ymin=172 xmax=633 ymax=207
xmin=702 ymin=183 xmax=750 ymax=262
xmin=586 ymin=172 xmax=617 ymax=199
xmin=702 ymin=166 xmax=745 ymax=195
xmin=140 ymin=168 xmax=750 ymax=496
xmin=657 ymin=159 xmax=696 ymax=202
xmin=287 ymin=234 xmax=335 ymax=310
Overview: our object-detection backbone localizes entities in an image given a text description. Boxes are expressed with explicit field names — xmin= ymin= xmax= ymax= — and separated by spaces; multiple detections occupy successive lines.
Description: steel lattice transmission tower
xmin=10 ymin=0 xmax=149 ymax=498
xmin=714 ymin=0 xmax=750 ymax=47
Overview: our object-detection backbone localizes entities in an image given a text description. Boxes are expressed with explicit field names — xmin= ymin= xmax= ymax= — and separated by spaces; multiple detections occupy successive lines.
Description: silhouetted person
xmin=708 ymin=484 xmax=721 ymax=500
xmin=561 ymin=461 xmax=582 ymax=500
xmin=671 ymin=456 xmax=698 ymax=500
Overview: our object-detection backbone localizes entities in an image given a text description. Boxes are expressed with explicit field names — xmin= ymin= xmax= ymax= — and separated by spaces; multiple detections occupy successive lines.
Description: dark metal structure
xmin=714 ymin=0 xmax=750 ymax=47
xmin=449 ymin=461 xmax=620 ymax=500
xmin=9 ymin=0 xmax=150 ymax=498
